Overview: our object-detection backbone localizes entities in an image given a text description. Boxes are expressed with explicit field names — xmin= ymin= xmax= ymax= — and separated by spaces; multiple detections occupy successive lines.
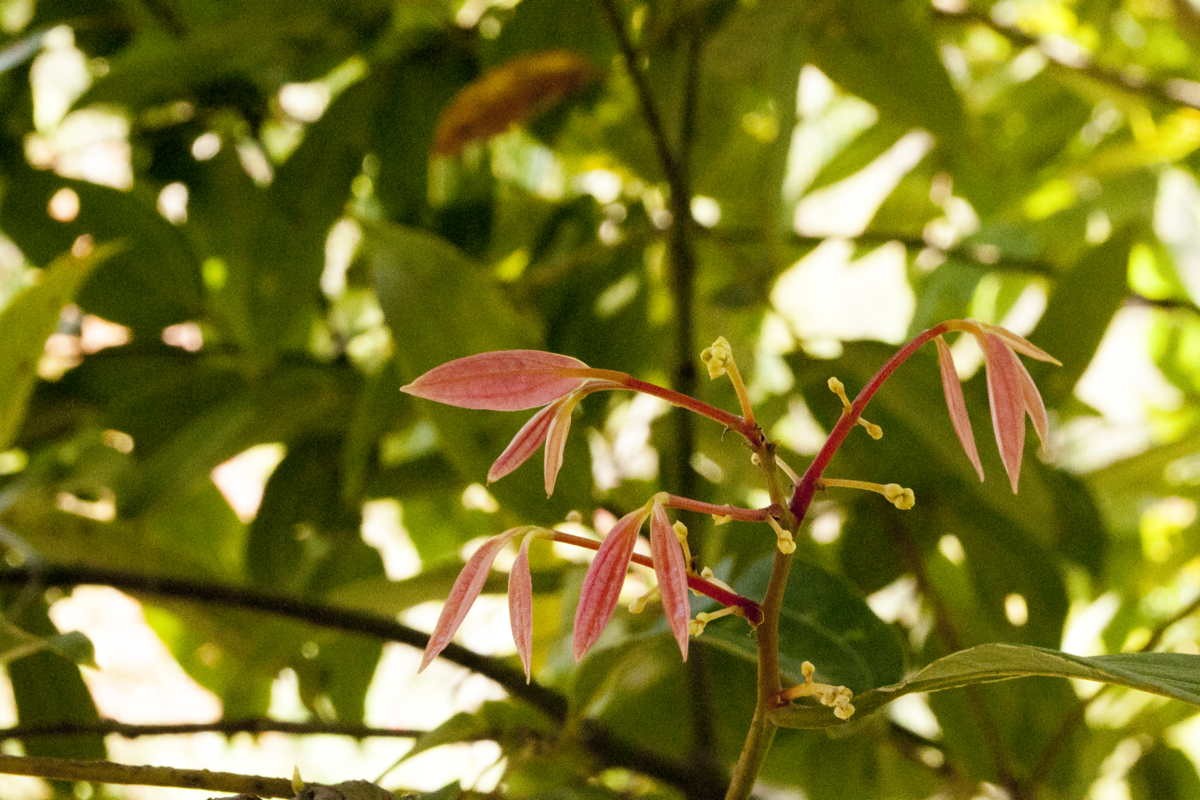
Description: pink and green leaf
xmin=508 ymin=532 xmax=535 ymax=682
xmin=1013 ymin=355 xmax=1049 ymax=446
xmin=935 ymin=336 xmax=984 ymax=482
xmin=573 ymin=507 xmax=649 ymax=660
xmin=983 ymin=324 xmax=1061 ymax=366
xmin=488 ymin=400 xmax=560 ymax=484
xmin=401 ymin=350 xmax=589 ymax=411
xmin=420 ymin=528 xmax=524 ymax=671
xmin=543 ymin=394 xmax=583 ymax=497
xmin=650 ymin=503 xmax=690 ymax=660
xmin=981 ymin=334 xmax=1027 ymax=493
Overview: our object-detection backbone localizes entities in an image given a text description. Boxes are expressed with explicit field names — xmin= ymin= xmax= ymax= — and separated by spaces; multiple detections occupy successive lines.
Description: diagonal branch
xmin=0 ymin=718 xmax=430 ymax=741
xmin=0 ymin=753 xmax=295 ymax=797
xmin=933 ymin=5 xmax=1200 ymax=111
xmin=0 ymin=564 xmax=723 ymax=796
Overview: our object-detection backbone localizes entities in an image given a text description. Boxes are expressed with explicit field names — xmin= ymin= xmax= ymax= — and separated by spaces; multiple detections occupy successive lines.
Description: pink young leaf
xmin=1013 ymin=355 xmax=1049 ymax=446
xmin=573 ymin=507 xmax=649 ymax=660
xmin=488 ymin=401 xmax=560 ymax=484
xmin=420 ymin=528 xmax=524 ymax=672
xmin=508 ymin=533 xmax=535 ymax=682
xmin=401 ymin=350 xmax=589 ymax=411
xmin=983 ymin=324 xmax=1061 ymax=366
xmin=650 ymin=503 xmax=690 ymax=660
xmin=543 ymin=393 xmax=584 ymax=497
xmin=935 ymin=337 xmax=984 ymax=482
xmin=981 ymin=334 xmax=1027 ymax=493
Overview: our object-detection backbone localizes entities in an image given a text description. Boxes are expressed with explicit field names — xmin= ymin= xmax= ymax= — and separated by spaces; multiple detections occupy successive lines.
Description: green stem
xmin=725 ymin=441 xmax=794 ymax=800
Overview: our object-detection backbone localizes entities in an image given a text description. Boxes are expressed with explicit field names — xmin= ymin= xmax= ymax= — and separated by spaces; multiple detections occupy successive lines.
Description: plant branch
xmin=0 ymin=564 xmax=714 ymax=796
xmin=788 ymin=323 xmax=949 ymax=520
xmin=0 ymin=753 xmax=295 ymax=797
xmin=0 ymin=718 xmax=429 ymax=741
xmin=933 ymin=5 xmax=1200 ymax=112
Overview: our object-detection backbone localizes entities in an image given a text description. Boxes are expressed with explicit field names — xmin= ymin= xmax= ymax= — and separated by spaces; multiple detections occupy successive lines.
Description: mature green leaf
xmin=772 ymin=644 xmax=1200 ymax=728
xmin=247 ymin=437 xmax=355 ymax=590
xmin=0 ymin=622 xmax=95 ymax=668
xmin=0 ymin=245 xmax=114 ymax=450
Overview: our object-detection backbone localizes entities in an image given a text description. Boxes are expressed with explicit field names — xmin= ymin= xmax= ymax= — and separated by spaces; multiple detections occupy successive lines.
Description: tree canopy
xmin=1 ymin=0 xmax=1200 ymax=798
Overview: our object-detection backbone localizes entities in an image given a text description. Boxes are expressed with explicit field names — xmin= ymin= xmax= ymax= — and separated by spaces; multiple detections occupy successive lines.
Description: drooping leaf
xmin=573 ymin=507 xmax=648 ymax=660
xmin=7 ymin=600 xmax=104 ymax=759
xmin=772 ymin=644 xmax=1200 ymax=729
xmin=421 ymin=528 xmax=525 ymax=671
xmin=935 ymin=335 xmax=984 ymax=481
xmin=433 ymin=50 xmax=594 ymax=155
xmin=649 ymin=503 xmax=690 ymax=660
xmin=0 ymin=244 xmax=115 ymax=450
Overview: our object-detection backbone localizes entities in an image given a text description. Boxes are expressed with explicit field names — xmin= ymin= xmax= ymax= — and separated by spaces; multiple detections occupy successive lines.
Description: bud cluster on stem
xmin=399 ymin=320 xmax=1056 ymax=800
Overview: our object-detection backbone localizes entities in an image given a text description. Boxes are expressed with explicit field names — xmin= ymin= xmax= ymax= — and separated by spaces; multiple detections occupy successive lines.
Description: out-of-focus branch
xmin=0 ymin=719 xmax=429 ymax=741
xmin=0 ymin=753 xmax=295 ymax=797
xmin=933 ymin=5 xmax=1200 ymax=111
xmin=0 ymin=564 xmax=722 ymax=797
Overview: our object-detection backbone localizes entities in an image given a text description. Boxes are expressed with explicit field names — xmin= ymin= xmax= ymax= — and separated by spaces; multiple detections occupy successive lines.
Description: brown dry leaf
xmin=433 ymin=49 xmax=595 ymax=155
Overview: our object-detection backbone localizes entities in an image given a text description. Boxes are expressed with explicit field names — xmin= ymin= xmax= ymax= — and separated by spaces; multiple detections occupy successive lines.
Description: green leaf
xmin=703 ymin=557 xmax=905 ymax=691
xmin=0 ymin=245 xmax=115 ymax=450
xmin=247 ymin=437 xmax=355 ymax=590
xmin=0 ymin=621 xmax=96 ymax=668
xmin=1129 ymin=744 xmax=1200 ymax=800
xmin=771 ymin=643 xmax=1200 ymax=729
xmin=0 ymin=166 xmax=203 ymax=331
xmin=798 ymin=0 xmax=968 ymax=153
xmin=401 ymin=700 xmax=555 ymax=762
xmin=6 ymin=600 xmax=104 ymax=759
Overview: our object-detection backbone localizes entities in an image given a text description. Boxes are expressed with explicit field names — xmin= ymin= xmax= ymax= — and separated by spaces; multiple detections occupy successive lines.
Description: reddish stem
xmin=662 ymin=494 xmax=776 ymax=522
xmin=788 ymin=323 xmax=950 ymax=520
xmin=566 ymin=368 xmax=765 ymax=447
xmin=550 ymin=530 xmax=764 ymax=625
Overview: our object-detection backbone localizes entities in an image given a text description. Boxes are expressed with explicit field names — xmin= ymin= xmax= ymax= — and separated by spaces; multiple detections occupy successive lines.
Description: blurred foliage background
xmin=0 ymin=0 xmax=1199 ymax=798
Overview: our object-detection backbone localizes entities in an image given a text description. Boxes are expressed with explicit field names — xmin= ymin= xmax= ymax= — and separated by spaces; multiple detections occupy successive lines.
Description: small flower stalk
xmin=403 ymin=318 xmax=1057 ymax=744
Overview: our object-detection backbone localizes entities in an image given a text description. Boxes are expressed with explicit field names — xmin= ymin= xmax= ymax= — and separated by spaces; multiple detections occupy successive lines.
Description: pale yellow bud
xmin=883 ymin=483 xmax=915 ymax=510
xmin=701 ymin=336 xmax=734 ymax=379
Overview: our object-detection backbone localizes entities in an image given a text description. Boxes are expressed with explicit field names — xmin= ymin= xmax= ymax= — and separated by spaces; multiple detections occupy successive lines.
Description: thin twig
xmin=0 ymin=564 xmax=718 ymax=796
xmin=933 ymin=6 xmax=1200 ymax=111
xmin=0 ymin=719 xmax=429 ymax=741
xmin=0 ymin=753 xmax=295 ymax=797
xmin=595 ymin=6 xmax=721 ymax=788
